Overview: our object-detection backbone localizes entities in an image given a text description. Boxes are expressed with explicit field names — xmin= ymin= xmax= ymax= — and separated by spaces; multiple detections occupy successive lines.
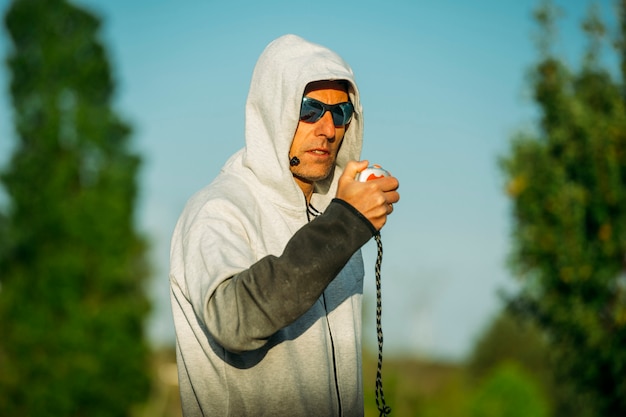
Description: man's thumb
xmin=342 ymin=160 xmax=369 ymax=181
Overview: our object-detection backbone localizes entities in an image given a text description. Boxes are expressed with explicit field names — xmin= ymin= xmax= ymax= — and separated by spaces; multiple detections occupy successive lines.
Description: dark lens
xmin=300 ymin=98 xmax=353 ymax=126
xmin=330 ymin=108 xmax=343 ymax=127
xmin=331 ymin=102 xmax=354 ymax=126
xmin=300 ymin=99 xmax=324 ymax=123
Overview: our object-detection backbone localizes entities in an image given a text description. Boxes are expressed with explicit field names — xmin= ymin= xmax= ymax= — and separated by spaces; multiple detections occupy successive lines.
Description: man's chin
xmin=291 ymin=168 xmax=333 ymax=184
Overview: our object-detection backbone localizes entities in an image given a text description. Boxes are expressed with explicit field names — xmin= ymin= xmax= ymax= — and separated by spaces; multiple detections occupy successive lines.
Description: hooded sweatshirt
xmin=169 ymin=34 xmax=375 ymax=417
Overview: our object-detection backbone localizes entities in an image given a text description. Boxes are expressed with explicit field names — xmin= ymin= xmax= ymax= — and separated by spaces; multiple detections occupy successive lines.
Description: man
xmin=169 ymin=34 xmax=400 ymax=416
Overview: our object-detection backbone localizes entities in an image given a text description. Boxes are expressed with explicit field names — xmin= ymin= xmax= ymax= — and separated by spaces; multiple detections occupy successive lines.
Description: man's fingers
xmin=341 ymin=160 xmax=369 ymax=181
xmin=385 ymin=189 xmax=400 ymax=205
xmin=379 ymin=176 xmax=400 ymax=193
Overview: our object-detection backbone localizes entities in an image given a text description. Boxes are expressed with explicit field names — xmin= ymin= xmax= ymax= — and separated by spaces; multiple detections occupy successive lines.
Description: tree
xmin=0 ymin=0 xmax=151 ymax=415
xmin=501 ymin=0 xmax=626 ymax=415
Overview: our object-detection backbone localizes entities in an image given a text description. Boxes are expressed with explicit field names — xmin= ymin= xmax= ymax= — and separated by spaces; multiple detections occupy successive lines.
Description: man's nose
xmin=316 ymin=110 xmax=336 ymax=139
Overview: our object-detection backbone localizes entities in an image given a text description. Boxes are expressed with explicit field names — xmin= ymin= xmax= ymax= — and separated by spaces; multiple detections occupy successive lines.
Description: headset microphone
xmin=289 ymin=156 xmax=300 ymax=166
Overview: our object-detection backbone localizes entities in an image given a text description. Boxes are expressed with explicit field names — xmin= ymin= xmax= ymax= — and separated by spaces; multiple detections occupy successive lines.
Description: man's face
xmin=289 ymin=80 xmax=350 ymax=187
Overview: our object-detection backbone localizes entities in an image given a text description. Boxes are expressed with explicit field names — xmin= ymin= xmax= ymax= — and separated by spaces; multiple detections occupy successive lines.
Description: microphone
xmin=289 ymin=156 xmax=300 ymax=166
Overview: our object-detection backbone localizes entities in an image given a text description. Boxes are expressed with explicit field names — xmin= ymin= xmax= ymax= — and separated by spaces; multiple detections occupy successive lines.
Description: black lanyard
xmin=374 ymin=233 xmax=391 ymax=416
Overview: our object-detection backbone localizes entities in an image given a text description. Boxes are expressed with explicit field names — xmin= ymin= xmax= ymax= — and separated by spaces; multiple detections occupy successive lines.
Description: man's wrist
xmin=330 ymin=198 xmax=377 ymax=236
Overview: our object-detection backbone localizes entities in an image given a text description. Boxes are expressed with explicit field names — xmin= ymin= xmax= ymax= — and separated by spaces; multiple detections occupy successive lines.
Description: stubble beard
xmin=290 ymin=160 xmax=335 ymax=184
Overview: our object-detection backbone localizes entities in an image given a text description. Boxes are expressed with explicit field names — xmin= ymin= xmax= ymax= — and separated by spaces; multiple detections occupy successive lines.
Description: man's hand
xmin=336 ymin=160 xmax=400 ymax=231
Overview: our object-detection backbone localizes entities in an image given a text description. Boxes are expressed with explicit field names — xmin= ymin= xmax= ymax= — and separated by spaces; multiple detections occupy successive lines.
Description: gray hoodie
xmin=169 ymin=34 xmax=374 ymax=416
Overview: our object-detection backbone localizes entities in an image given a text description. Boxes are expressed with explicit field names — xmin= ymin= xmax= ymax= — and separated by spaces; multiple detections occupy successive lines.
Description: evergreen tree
xmin=501 ymin=1 xmax=626 ymax=415
xmin=0 ymin=0 xmax=151 ymax=415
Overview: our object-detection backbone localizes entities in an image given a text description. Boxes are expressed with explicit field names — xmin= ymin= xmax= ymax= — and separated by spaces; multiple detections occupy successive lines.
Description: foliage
xmin=0 ymin=0 xmax=151 ymax=415
xmin=469 ymin=362 xmax=549 ymax=417
xmin=467 ymin=310 xmax=553 ymax=394
xmin=362 ymin=354 xmax=468 ymax=417
xmin=500 ymin=0 xmax=626 ymax=415
xmin=362 ymin=342 xmax=550 ymax=417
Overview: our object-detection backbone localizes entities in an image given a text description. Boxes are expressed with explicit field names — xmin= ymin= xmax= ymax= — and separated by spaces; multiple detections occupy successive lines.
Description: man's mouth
xmin=308 ymin=149 xmax=329 ymax=155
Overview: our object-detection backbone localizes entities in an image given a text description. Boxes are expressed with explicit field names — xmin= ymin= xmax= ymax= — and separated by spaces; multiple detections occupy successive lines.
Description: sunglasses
xmin=299 ymin=97 xmax=354 ymax=127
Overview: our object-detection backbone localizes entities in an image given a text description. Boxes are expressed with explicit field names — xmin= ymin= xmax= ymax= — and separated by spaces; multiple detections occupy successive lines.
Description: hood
xmin=242 ymin=34 xmax=363 ymax=211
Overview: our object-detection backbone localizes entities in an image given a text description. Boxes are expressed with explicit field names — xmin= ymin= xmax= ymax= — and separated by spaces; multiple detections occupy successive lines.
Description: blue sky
xmin=0 ymin=0 xmax=610 ymax=360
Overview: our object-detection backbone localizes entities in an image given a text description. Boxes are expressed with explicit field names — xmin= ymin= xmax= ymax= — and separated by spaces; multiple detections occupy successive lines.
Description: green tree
xmin=0 ymin=0 xmax=151 ymax=415
xmin=501 ymin=1 xmax=626 ymax=415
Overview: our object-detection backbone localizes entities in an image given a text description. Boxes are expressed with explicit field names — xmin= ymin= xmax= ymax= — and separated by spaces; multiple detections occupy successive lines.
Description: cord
xmin=374 ymin=233 xmax=391 ymax=416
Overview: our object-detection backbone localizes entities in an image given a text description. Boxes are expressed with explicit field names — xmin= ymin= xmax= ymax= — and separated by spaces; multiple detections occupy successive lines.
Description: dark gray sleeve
xmin=205 ymin=198 xmax=376 ymax=353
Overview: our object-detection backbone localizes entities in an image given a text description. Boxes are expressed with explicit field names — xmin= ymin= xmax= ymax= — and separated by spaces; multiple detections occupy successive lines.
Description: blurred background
xmin=1 ymin=0 xmax=624 ymax=416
